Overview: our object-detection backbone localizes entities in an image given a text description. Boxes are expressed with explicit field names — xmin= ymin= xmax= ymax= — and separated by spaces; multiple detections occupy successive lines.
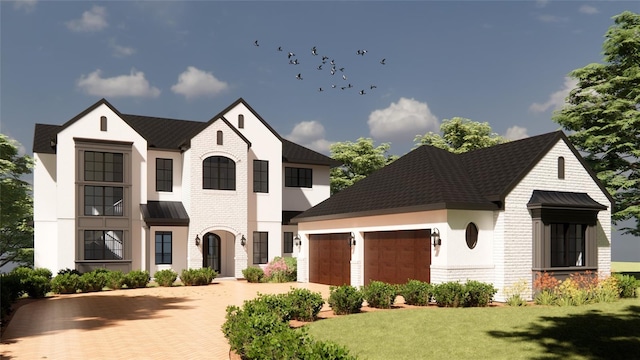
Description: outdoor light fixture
xmin=294 ymin=234 xmax=301 ymax=247
xmin=431 ymin=228 xmax=441 ymax=248
xmin=349 ymin=232 xmax=356 ymax=246
xmin=195 ymin=235 xmax=200 ymax=246
xmin=240 ymin=235 xmax=246 ymax=247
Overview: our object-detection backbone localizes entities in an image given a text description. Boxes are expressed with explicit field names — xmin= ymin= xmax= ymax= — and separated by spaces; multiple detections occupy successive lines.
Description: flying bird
xmin=330 ymin=69 xmax=335 ymax=75
xmin=312 ymin=46 xmax=318 ymax=56
xmin=356 ymin=49 xmax=367 ymax=56
xmin=380 ymin=58 xmax=386 ymax=65
xmin=296 ymin=73 xmax=303 ymax=80
xmin=254 ymin=40 xmax=259 ymax=46
xmin=277 ymin=46 xmax=283 ymax=51
xmin=288 ymin=52 xmax=295 ymax=59
xmin=317 ymin=65 xmax=323 ymax=70
xmin=370 ymin=85 xmax=377 ymax=89
xmin=322 ymin=56 xmax=329 ymax=61
xmin=289 ymin=59 xmax=299 ymax=65
xmin=331 ymin=84 xmax=337 ymax=88
xmin=342 ymin=75 xmax=347 ymax=80
xmin=359 ymin=90 xmax=366 ymax=95
xmin=318 ymin=87 xmax=324 ymax=92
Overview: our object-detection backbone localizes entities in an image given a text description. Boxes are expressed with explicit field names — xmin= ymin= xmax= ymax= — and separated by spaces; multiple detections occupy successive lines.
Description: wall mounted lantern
xmin=240 ymin=235 xmax=246 ymax=247
xmin=195 ymin=235 xmax=200 ymax=246
xmin=349 ymin=232 xmax=356 ymax=246
xmin=431 ymin=228 xmax=441 ymax=248
xmin=294 ymin=234 xmax=301 ymax=247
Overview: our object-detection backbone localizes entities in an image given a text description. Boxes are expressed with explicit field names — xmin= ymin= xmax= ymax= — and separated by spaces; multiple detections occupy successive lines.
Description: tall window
xmin=85 ymin=151 xmax=123 ymax=182
xmin=203 ymin=156 xmax=236 ymax=190
xmin=253 ymin=231 xmax=268 ymax=264
xmin=253 ymin=160 xmax=269 ymax=193
xmin=551 ymin=223 xmax=585 ymax=267
xmin=156 ymin=158 xmax=173 ymax=192
xmin=84 ymin=151 xmax=125 ymax=216
xmin=155 ymin=232 xmax=172 ymax=264
xmin=283 ymin=232 xmax=294 ymax=253
xmin=285 ymin=167 xmax=312 ymax=188
xmin=238 ymin=114 xmax=244 ymax=129
xmin=558 ymin=157 xmax=565 ymax=179
xmin=84 ymin=230 xmax=123 ymax=260
xmin=100 ymin=116 xmax=107 ymax=131
xmin=217 ymin=130 xmax=223 ymax=145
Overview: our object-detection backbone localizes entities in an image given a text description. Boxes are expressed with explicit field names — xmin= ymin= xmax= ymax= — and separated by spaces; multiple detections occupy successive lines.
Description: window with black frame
xmin=156 ymin=158 xmax=173 ymax=192
xmin=285 ymin=167 xmax=312 ymax=188
xmin=253 ymin=231 xmax=268 ymax=264
xmin=155 ymin=231 xmax=172 ymax=265
xmin=203 ymin=156 xmax=236 ymax=190
xmin=550 ymin=223 xmax=586 ymax=267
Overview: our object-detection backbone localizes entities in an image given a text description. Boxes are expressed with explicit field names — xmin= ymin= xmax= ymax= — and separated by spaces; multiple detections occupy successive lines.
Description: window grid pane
xmin=253 ymin=232 xmax=268 ymax=264
xmin=84 ymin=230 xmax=124 ymax=260
xmin=253 ymin=160 xmax=269 ymax=193
xmin=156 ymin=158 xmax=173 ymax=192
xmin=550 ymin=223 xmax=585 ymax=267
xmin=85 ymin=151 xmax=123 ymax=183
xmin=203 ymin=156 xmax=236 ymax=190
xmin=284 ymin=232 xmax=293 ymax=253
xmin=155 ymin=232 xmax=172 ymax=264
xmin=284 ymin=167 xmax=312 ymax=188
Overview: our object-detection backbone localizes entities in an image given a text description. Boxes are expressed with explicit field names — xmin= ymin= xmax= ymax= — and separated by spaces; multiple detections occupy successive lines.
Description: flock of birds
xmin=253 ymin=40 xmax=386 ymax=95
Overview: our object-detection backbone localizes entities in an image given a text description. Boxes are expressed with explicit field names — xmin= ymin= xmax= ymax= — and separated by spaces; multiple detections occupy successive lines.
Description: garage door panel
xmin=364 ymin=230 xmax=431 ymax=285
xmin=309 ymin=233 xmax=351 ymax=286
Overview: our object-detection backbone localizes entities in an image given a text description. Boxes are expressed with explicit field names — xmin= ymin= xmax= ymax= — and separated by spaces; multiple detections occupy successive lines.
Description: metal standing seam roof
xmin=140 ymin=201 xmax=190 ymax=226
xmin=527 ymin=190 xmax=607 ymax=210
xmin=293 ymin=131 xmax=613 ymax=223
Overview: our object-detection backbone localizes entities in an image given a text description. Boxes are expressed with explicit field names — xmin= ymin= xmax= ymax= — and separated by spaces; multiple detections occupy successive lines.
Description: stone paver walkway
xmin=1 ymin=281 xmax=331 ymax=360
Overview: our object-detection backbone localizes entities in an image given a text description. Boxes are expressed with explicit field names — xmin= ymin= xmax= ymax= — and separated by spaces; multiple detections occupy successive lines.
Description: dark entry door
xmin=203 ymin=233 xmax=221 ymax=273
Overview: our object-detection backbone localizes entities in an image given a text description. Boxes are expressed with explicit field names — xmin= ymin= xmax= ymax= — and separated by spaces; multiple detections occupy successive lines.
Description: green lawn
xmin=612 ymin=261 xmax=640 ymax=273
xmin=307 ymin=298 xmax=640 ymax=360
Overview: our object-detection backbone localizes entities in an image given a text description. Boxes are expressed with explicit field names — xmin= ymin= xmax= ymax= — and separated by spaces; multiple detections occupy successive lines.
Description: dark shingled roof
xmin=294 ymin=131 xmax=613 ymax=222
xmin=527 ymin=190 xmax=607 ymax=210
xmin=32 ymin=98 xmax=335 ymax=167
xmin=141 ymin=201 xmax=190 ymax=226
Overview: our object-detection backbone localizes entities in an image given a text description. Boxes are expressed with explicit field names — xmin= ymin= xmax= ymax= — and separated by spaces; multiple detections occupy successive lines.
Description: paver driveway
xmin=1 ymin=280 xmax=331 ymax=360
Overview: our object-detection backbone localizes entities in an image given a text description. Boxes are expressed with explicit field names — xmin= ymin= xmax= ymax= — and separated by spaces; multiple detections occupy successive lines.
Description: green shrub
xmin=433 ymin=281 xmax=465 ymax=307
xmin=398 ymin=279 xmax=433 ymax=306
xmin=154 ymin=269 xmax=178 ymax=287
xmin=1 ymin=272 xmax=22 ymax=319
xmin=534 ymin=289 xmax=557 ymax=305
xmin=57 ymin=268 xmax=82 ymax=276
xmin=124 ymin=270 xmax=150 ymax=289
xmin=242 ymin=266 xmax=265 ymax=283
xmin=222 ymin=304 xmax=291 ymax=356
xmin=105 ymin=270 xmax=125 ymax=290
xmin=243 ymin=293 xmax=292 ymax=322
xmin=10 ymin=267 xmax=52 ymax=298
xmin=51 ymin=273 xmax=82 ymax=294
xmin=504 ymin=279 xmax=528 ymax=307
xmin=328 ymin=285 xmax=363 ymax=315
xmin=362 ymin=281 xmax=396 ymax=309
xmin=594 ymin=276 xmax=620 ymax=303
xmin=287 ymin=288 xmax=324 ymax=321
xmin=180 ymin=267 xmax=217 ymax=286
xmin=463 ymin=280 xmax=497 ymax=307
xmin=79 ymin=269 xmax=110 ymax=292
xmin=613 ymin=273 xmax=640 ymax=298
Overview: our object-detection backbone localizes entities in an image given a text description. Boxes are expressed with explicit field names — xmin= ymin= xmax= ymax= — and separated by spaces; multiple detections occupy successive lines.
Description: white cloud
xmin=529 ymin=77 xmax=578 ymax=113
xmin=76 ymin=69 xmax=161 ymax=98
xmin=285 ymin=121 xmax=333 ymax=154
xmin=504 ymin=126 xmax=529 ymax=141
xmin=66 ymin=6 xmax=108 ymax=33
xmin=171 ymin=66 xmax=229 ymax=100
xmin=579 ymin=5 xmax=599 ymax=15
xmin=537 ymin=14 xmax=569 ymax=23
xmin=368 ymin=97 xmax=439 ymax=142
xmin=13 ymin=0 xmax=37 ymax=12
xmin=109 ymin=39 xmax=135 ymax=58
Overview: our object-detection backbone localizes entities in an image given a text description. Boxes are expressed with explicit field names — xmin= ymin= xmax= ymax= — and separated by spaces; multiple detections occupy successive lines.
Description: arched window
xmin=238 ymin=114 xmax=244 ymax=129
xmin=558 ymin=157 xmax=565 ymax=179
xmin=217 ymin=130 xmax=223 ymax=145
xmin=203 ymin=156 xmax=236 ymax=190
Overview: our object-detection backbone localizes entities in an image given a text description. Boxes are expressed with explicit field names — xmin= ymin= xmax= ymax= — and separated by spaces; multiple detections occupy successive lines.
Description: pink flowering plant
xmin=263 ymin=257 xmax=297 ymax=283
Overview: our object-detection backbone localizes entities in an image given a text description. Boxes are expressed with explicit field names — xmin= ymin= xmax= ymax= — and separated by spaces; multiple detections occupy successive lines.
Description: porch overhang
xmin=141 ymin=201 xmax=190 ymax=227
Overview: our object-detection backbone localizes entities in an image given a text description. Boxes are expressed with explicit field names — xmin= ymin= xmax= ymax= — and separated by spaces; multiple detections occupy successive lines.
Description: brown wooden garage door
xmin=309 ymin=233 xmax=351 ymax=286
xmin=364 ymin=229 xmax=431 ymax=285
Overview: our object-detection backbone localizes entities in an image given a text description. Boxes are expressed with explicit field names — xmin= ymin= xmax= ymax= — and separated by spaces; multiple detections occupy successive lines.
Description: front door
xmin=203 ymin=233 xmax=221 ymax=273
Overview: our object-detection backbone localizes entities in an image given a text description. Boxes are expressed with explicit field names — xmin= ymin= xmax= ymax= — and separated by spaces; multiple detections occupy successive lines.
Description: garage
xmin=309 ymin=233 xmax=351 ymax=286
xmin=364 ymin=229 xmax=431 ymax=285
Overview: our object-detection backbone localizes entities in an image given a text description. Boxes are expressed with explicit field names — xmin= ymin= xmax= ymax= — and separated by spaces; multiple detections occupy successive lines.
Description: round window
xmin=465 ymin=222 xmax=478 ymax=249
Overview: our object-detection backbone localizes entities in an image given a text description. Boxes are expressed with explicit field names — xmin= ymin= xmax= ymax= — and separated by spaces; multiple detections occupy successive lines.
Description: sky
xmin=2 ymin=0 xmax=639 ymax=261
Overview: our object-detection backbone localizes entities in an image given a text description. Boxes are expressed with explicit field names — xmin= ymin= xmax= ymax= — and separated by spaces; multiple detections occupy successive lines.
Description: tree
xmin=0 ymin=134 xmax=34 ymax=267
xmin=330 ymin=138 xmax=398 ymax=194
xmin=414 ymin=117 xmax=507 ymax=153
xmin=552 ymin=11 xmax=640 ymax=235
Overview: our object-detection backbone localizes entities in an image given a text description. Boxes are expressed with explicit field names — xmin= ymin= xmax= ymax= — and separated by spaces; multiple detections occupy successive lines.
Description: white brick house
xmin=293 ymin=132 xmax=613 ymax=301
xmin=33 ymin=98 xmax=335 ymax=278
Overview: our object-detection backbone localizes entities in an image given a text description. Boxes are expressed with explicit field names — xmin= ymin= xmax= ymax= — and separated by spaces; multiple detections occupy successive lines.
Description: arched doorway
xmin=203 ymin=233 xmax=221 ymax=273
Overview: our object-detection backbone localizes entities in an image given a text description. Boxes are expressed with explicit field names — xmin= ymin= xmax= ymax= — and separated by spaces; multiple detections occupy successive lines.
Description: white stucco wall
xmin=283 ymin=163 xmax=331 ymax=210
xmin=501 ymin=139 xmax=612 ymax=301
xmin=34 ymin=153 xmax=58 ymax=271
xmin=148 ymin=226 xmax=188 ymax=278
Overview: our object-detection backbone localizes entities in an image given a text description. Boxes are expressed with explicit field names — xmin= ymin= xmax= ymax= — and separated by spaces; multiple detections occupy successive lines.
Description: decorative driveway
xmin=1 ymin=280 xmax=331 ymax=360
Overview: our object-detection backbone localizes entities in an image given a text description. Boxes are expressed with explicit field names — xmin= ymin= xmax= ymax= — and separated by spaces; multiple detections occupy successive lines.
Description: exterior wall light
xmin=240 ymin=235 xmax=246 ymax=247
xmin=195 ymin=235 xmax=200 ymax=246
xmin=349 ymin=232 xmax=356 ymax=246
xmin=294 ymin=234 xmax=301 ymax=247
xmin=431 ymin=228 xmax=441 ymax=248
